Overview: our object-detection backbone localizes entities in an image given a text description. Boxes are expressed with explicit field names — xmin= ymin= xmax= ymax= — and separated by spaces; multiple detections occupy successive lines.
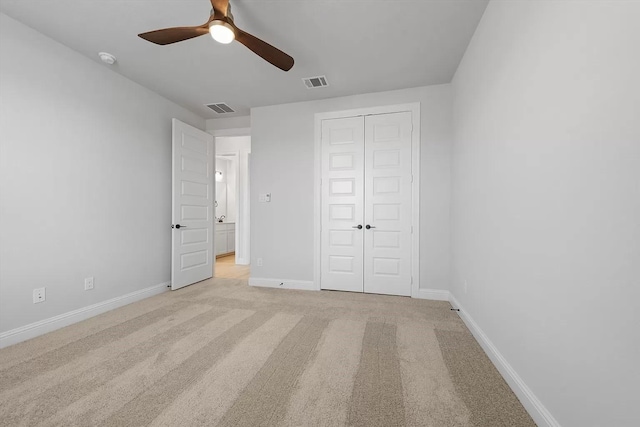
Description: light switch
xmin=259 ymin=193 xmax=271 ymax=203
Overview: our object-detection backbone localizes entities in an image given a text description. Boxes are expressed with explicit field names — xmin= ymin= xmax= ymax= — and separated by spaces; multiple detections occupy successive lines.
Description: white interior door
xmin=320 ymin=116 xmax=365 ymax=292
xmin=171 ymin=119 xmax=214 ymax=290
xmin=363 ymin=112 xmax=413 ymax=296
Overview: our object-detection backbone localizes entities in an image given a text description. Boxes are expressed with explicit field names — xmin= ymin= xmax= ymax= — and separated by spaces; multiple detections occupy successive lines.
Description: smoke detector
xmin=98 ymin=52 xmax=117 ymax=65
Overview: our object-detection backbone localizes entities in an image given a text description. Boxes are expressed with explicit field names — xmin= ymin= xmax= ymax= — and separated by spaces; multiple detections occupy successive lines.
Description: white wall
xmin=214 ymin=156 xmax=238 ymax=222
xmin=250 ymin=85 xmax=452 ymax=290
xmin=206 ymin=116 xmax=251 ymax=136
xmin=0 ymin=14 xmax=205 ymax=337
xmin=451 ymin=1 xmax=640 ymax=426
xmin=215 ymin=158 xmax=229 ymax=220
xmin=225 ymin=156 xmax=237 ymax=222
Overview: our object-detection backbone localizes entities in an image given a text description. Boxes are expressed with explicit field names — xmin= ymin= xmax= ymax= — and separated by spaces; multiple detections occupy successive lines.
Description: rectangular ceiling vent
xmin=206 ymin=102 xmax=235 ymax=114
xmin=302 ymin=75 xmax=329 ymax=89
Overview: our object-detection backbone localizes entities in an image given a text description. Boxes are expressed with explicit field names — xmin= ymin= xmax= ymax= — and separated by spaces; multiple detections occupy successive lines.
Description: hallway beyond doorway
xmin=215 ymin=254 xmax=250 ymax=280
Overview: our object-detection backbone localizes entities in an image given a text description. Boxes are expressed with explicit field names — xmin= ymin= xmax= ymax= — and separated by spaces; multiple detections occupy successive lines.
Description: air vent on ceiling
xmin=302 ymin=75 xmax=329 ymax=89
xmin=206 ymin=102 xmax=235 ymax=114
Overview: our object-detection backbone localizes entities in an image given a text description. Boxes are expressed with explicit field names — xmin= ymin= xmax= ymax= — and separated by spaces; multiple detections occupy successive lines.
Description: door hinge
xmin=411 ymin=276 xmax=413 ymax=284
xmin=411 ymin=225 xmax=413 ymax=234
xmin=411 ymin=174 xmax=414 ymax=183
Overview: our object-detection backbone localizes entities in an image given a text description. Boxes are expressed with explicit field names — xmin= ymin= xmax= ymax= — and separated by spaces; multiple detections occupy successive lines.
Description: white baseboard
xmin=0 ymin=281 xmax=170 ymax=349
xmin=448 ymin=294 xmax=560 ymax=427
xmin=248 ymin=277 xmax=318 ymax=291
xmin=413 ymin=288 xmax=450 ymax=301
xmin=249 ymin=280 xmax=450 ymax=301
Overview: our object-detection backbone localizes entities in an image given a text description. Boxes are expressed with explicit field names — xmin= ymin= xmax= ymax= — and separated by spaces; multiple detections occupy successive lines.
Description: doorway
xmin=212 ymin=135 xmax=251 ymax=280
xmin=314 ymin=104 xmax=420 ymax=297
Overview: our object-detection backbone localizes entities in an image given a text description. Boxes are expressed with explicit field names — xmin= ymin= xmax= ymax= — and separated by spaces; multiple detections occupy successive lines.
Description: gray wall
xmin=206 ymin=116 xmax=251 ymax=132
xmin=0 ymin=13 xmax=205 ymax=334
xmin=250 ymin=85 xmax=452 ymax=291
xmin=451 ymin=1 xmax=640 ymax=425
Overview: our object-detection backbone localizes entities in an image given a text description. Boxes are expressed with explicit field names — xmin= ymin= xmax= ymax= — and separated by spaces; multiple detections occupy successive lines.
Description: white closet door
xmin=320 ymin=116 xmax=365 ymax=292
xmin=363 ymin=112 xmax=413 ymax=296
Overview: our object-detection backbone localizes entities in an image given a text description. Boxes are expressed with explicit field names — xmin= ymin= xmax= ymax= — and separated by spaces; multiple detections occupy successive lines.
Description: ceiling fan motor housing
xmin=211 ymin=5 xmax=233 ymax=21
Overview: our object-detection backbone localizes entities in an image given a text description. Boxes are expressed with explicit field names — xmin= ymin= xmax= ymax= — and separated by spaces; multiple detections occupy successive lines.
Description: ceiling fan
xmin=138 ymin=0 xmax=294 ymax=71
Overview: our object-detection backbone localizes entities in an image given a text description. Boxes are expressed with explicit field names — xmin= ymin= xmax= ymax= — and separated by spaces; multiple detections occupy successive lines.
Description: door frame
xmin=313 ymin=103 xmax=421 ymax=297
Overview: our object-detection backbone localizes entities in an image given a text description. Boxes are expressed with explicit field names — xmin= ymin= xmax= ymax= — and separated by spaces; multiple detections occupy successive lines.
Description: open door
xmin=171 ymin=119 xmax=214 ymax=290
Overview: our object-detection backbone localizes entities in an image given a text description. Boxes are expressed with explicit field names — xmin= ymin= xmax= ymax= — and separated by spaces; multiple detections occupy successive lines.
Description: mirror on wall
xmin=215 ymin=155 xmax=237 ymax=223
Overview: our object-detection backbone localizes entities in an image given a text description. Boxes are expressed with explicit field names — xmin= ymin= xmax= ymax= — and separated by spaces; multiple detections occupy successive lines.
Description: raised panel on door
xmin=320 ymin=116 xmax=365 ymax=292
xmin=363 ymin=112 xmax=413 ymax=296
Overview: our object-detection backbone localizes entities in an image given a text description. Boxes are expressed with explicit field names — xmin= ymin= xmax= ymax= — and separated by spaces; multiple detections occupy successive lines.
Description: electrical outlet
xmin=33 ymin=287 xmax=46 ymax=304
xmin=464 ymin=280 xmax=468 ymax=294
xmin=256 ymin=258 xmax=263 ymax=267
xmin=84 ymin=277 xmax=94 ymax=290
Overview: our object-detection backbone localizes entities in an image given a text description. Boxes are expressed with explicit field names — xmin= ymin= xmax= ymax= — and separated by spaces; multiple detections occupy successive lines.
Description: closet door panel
xmin=363 ymin=112 xmax=413 ymax=296
xmin=320 ymin=116 xmax=365 ymax=292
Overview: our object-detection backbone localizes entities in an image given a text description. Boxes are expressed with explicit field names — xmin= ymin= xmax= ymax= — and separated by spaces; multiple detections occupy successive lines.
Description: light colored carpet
xmin=0 ymin=278 xmax=536 ymax=426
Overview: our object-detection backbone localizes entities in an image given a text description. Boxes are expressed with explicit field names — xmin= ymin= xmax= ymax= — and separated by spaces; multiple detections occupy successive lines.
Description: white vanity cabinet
xmin=215 ymin=222 xmax=235 ymax=256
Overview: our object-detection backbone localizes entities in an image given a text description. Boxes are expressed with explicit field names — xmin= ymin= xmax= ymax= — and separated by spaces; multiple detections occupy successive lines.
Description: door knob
xmin=173 ymin=224 xmax=187 ymax=229
xmin=365 ymin=225 xmax=376 ymax=229
xmin=352 ymin=225 xmax=363 ymax=229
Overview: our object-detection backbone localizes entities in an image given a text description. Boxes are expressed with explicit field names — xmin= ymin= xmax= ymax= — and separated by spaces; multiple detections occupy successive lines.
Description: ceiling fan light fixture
xmin=209 ymin=21 xmax=235 ymax=44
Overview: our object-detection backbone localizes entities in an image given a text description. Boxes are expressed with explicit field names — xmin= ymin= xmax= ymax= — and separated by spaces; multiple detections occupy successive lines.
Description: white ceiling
xmin=0 ymin=0 xmax=488 ymax=118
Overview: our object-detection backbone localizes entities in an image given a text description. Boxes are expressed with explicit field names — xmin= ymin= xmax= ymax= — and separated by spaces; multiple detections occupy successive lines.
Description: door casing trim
xmin=313 ymin=103 xmax=421 ymax=297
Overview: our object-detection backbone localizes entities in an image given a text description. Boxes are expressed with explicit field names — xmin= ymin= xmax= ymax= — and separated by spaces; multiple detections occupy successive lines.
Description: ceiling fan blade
xmin=233 ymin=27 xmax=294 ymax=71
xmin=138 ymin=25 xmax=209 ymax=45
xmin=210 ymin=0 xmax=229 ymax=17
